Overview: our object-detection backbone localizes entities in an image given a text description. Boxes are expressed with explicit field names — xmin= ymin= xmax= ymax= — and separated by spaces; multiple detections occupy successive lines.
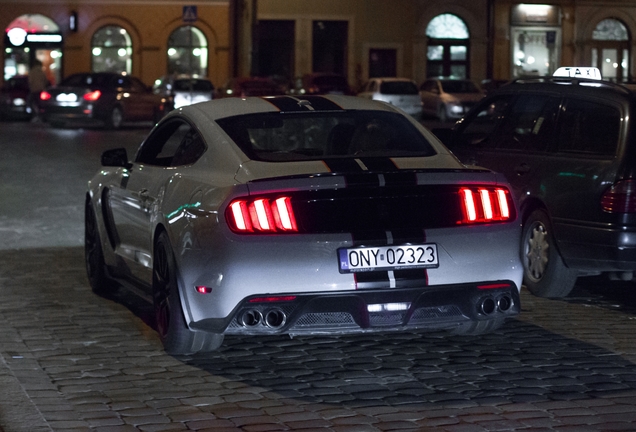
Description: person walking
xmin=27 ymin=59 xmax=49 ymax=121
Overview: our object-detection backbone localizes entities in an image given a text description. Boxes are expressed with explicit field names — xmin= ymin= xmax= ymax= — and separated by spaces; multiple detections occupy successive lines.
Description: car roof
xmin=491 ymin=76 xmax=635 ymax=100
xmin=174 ymin=94 xmax=401 ymax=121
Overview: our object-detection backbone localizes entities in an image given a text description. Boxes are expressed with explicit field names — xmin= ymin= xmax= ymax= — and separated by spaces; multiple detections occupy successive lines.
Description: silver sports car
xmin=85 ymin=95 xmax=523 ymax=355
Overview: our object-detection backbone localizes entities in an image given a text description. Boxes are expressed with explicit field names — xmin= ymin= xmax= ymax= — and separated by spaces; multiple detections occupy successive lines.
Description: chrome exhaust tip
xmin=497 ymin=295 xmax=513 ymax=312
xmin=239 ymin=309 xmax=263 ymax=327
xmin=479 ymin=297 xmax=496 ymax=315
xmin=264 ymin=308 xmax=287 ymax=329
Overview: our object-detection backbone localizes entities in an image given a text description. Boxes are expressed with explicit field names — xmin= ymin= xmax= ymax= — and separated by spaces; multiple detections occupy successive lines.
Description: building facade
xmin=2 ymin=0 xmax=636 ymax=91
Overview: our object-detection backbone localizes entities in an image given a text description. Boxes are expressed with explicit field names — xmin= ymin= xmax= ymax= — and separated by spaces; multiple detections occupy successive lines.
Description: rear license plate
xmin=338 ymin=244 xmax=439 ymax=273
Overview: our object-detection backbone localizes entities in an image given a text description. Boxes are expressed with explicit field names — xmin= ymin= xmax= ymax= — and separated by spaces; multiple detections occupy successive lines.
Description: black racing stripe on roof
xmin=323 ymin=158 xmax=365 ymax=173
xmin=264 ymin=96 xmax=345 ymax=112
xmin=359 ymin=157 xmax=399 ymax=172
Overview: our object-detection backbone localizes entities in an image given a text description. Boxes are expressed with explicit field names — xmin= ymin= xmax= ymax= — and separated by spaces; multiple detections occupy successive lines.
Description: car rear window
xmin=175 ymin=79 xmax=214 ymax=92
xmin=60 ymin=73 xmax=116 ymax=88
xmin=380 ymin=81 xmax=418 ymax=95
xmin=217 ymin=111 xmax=436 ymax=161
xmin=441 ymin=80 xmax=480 ymax=94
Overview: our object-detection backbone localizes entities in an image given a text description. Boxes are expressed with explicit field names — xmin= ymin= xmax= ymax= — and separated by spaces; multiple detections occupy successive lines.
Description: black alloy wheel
xmin=84 ymin=198 xmax=110 ymax=295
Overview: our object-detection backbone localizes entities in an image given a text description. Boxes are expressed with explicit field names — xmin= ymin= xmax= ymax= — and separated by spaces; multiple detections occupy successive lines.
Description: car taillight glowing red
xmin=459 ymin=187 xmax=512 ymax=224
xmin=601 ymin=179 xmax=636 ymax=213
xmin=227 ymin=196 xmax=298 ymax=233
xmin=39 ymin=91 xmax=52 ymax=101
xmin=83 ymin=90 xmax=102 ymax=101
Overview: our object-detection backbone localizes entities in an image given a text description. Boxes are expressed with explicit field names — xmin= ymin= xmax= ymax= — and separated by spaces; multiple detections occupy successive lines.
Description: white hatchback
xmin=358 ymin=77 xmax=423 ymax=119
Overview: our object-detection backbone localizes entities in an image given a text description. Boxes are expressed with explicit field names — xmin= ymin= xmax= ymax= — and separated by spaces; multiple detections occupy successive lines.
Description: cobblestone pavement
xmin=1 ymin=246 xmax=636 ymax=431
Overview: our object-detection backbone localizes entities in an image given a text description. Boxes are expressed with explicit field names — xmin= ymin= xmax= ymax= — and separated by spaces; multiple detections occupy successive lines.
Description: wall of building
xmin=0 ymin=0 xmax=230 ymax=87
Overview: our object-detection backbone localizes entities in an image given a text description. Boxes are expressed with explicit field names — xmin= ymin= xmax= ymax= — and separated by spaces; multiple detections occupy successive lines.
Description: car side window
xmin=496 ymin=94 xmax=559 ymax=152
xmin=136 ymin=121 xmax=205 ymax=166
xmin=555 ymin=98 xmax=620 ymax=157
xmin=456 ymin=96 xmax=513 ymax=149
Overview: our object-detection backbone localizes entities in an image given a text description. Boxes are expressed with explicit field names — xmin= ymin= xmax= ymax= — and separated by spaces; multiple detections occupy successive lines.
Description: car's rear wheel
xmin=522 ymin=209 xmax=577 ymax=298
xmin=107 ymin=106 xmax=123 ymax=129
xmin=152 ymin=231 xmax=224 ymax=355
xmin=85 ymin=198 xmax=111 ymax=295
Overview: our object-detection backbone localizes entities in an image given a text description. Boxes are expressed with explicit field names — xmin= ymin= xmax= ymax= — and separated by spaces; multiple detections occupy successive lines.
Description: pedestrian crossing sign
xmin=183 ymin=5 xmax=197 ymax=23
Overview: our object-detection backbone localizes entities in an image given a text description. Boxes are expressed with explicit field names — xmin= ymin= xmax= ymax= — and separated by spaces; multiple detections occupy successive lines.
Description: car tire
xmin=107 ymin=106 xmax=124 ymax=129
xmin=85 ymin=198 xmax=111 ymax=295
xmin=451 ymin=317 xmax=504 ymax=335
xmin=522 ymin=209 xmax=577 ymax=298
xmin=152 ymin=231 xmax=224 ymax=355
xmin=438 ymin=104 xmax=448 ymax=122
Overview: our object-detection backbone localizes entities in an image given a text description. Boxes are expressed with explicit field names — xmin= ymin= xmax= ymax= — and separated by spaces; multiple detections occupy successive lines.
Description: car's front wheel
xmin=152 ymin=231 xmax=224 ymax=355
xmin=85 ymin=198 xmax=111 ymax=295
xmin=522 ymin=209 xmax=577 ymax=298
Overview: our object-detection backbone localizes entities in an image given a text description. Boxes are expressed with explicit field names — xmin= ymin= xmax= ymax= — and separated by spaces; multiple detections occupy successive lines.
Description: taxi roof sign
xmin=553 ymin=67 xmax=602 ymax=80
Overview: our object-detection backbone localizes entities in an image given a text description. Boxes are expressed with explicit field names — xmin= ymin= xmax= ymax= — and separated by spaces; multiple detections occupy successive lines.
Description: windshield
xmin=217 ymin=110 xmax=436 ymax=162
xmin=440 ymin=80 xmax=480 ymax=94
xmin=380 ymin=81 xmax=418 ymax=95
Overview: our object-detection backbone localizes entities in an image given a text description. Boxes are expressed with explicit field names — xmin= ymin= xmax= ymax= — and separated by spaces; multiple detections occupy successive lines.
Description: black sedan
xmin=39 ymin=72 xmax=167 ymax=129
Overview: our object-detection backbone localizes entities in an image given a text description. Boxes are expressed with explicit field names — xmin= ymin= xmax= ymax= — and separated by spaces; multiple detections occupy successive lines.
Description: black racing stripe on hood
xmin=264 ymin=96 xmax=345 ymax=112
xmin=358 ymin=157 xmax=399 ymax=172
xmin=323 ymin=158 xmax=365 ymax=173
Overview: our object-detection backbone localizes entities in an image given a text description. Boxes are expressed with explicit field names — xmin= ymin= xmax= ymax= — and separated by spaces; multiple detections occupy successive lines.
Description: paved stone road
xmin=2 ymin=246 xmax=636 ymax=431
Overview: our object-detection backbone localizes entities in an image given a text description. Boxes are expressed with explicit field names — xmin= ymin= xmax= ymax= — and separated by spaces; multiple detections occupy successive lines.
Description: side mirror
xmin=101 ymin=147 xmax=132 ymax=169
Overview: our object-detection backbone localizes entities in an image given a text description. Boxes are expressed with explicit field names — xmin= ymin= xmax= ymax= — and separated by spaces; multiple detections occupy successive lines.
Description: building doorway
xmin=590 ymin=18 xmax=630 ymax=82
xmin=425 ymin=14 xmax=470 ymax=78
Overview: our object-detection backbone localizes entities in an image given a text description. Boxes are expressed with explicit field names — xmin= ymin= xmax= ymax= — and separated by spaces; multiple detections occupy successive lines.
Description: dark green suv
xmin=436 ymin=76 xmax=636 ymax=298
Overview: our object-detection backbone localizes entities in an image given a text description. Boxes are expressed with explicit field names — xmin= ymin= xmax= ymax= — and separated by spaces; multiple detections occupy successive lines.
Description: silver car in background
xmin=420 ymin=78 xmax=485 ymax=122
xmin=358 ymin=77 xmax=423 ymax=119
xmin=85 ymin=95 xmax=522 ymax=355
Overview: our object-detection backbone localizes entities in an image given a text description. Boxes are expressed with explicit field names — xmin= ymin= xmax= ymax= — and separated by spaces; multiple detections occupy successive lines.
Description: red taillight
xmin=227 ymin=196 xmax=298 ymax=233
xmin=83 ymin=90 xmax=101 ymax=101
xmin=39 ymin=91 xmax=52 ymax=101
xmin=249 ymin=295 xmax=297 ymax=303
xmin=459 ymin=187 xmax=512 ymax=224
xmin=601 ymin=180 xmax=636 ymax=213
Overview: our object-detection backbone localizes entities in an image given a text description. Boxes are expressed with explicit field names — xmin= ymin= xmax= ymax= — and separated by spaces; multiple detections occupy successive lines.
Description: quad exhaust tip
xmin=239 ymin=308 xmax=287 ymax=329
xmin=478 ymin=295 xmax=513 ymax=315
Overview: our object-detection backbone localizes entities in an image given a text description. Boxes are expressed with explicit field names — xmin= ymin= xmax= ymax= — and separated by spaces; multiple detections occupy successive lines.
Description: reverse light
xmin=227 ymin=196 xmax=298 ymax=233
xmin=459 ymin=187 xmax=512 ymax=224
xmin=39 ymin=91 xmax=52 ymax=101
xmin=601 ymin=179 xmax=636 ymax=213
xmin=83 ymin=90 xmax=102 ymax=101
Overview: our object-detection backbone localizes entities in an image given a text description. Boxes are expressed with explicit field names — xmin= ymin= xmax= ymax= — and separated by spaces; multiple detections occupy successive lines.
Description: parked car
xmin=357 ymin=77 xmax=423 ymax=119
xmin=218 ymin=77 xmax=285 ymax=98
xmin=39 ymin=72 xmax=167 ymax=129
xmin=85 ymin=94 xmax=522 ymax=355
xmin=419 ymin=78 xmax=484 ymax=122
xmin=434 ymin=68 xmax=636 ymax=299
xmin=0 ymin=75 xmax=31 ymax=120
xmin=153 ymin=75 xmax=215 ymax=110
xmin=289 ymin=73 xmax=353 ymax=96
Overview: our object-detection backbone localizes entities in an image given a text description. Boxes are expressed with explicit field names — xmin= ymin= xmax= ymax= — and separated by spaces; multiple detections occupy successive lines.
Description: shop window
xmin=167 ymin=26 xmax=208 ymax=76
xmin=591 ymin=18 xmax=630 ymax=82
xmin=425 ymin=14 xmax=470 ymax=78
xmin=4 ymin=14 xmax=62 ymax=84
xmin=92 ymin=26 xmax=132 ymax=74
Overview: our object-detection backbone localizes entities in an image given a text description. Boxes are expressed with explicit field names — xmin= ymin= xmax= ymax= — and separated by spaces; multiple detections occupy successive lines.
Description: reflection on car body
xmin=85 ymin=95 xmax=522 ymax=355
xmin=153 ymin=75 xmax=215 ymax=110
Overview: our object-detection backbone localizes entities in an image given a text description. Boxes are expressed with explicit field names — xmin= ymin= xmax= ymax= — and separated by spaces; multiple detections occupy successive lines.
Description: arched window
xmin=91 ymin=26 xmax=132 ymax=74
xmin=591 ymin=18 xmax=630 ymax=82
xmin=425 ymin=14 xmax=470 ymax=78
xmin=167 ymin=26 xmax=208 ymax=76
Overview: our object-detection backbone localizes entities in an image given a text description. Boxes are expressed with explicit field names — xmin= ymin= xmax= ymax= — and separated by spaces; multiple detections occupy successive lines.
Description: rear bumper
xmin=190 ymin=281 xmax=520 ymax=335
xmin=556 ymin=220 xmax=636 ymax=271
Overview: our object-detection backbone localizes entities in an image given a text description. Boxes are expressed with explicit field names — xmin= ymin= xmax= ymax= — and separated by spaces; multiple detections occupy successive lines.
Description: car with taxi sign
xmin=435 ymin=67 xmax=636 ymax=299
xmin=85 ymin=94 xmax=522 ymax=355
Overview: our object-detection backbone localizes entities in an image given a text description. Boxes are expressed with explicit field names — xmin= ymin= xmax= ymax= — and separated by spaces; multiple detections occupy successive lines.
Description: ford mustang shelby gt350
xmin=85 ymin=95 xmax=522 ymax=355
